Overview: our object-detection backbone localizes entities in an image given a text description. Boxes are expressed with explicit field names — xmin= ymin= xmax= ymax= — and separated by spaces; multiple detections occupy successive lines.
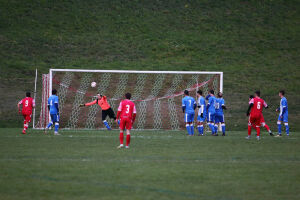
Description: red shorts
xmin=249 ymin=115 xmax=261 ymax=127
xmin=23 ymin=114 xmax=32 ymax=123
xmin=119 ymin=118 xmax=132 ymax=130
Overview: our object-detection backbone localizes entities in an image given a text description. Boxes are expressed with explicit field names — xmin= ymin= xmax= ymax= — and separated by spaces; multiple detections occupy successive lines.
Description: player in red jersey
xmin=249 ymin=95 xmax=273 ymax=136
xmin=17 ymin=92 xmax=35 ymax=134
xmin=246 ymin=91 xmax=268 ymax=140
xmin=116 ymin=93 xmax=136 ymax=149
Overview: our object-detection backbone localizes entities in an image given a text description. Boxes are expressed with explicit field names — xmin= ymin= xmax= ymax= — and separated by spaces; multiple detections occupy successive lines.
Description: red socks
xmin=126 ymin=135 xmax=130 ymax=147
xmin=23 ymin=121 xmax=28 ymax=131
xmin=256 ymin=127 xmax=260 ymax=137
xmin=248 ymin=125 xmax=252 ymax=136
xmin=264 ymin=124 xmax=270 ymax=132
xmin=119 ymin=132 xmax=124 ymax=145
xmin=119 ymin=132 xmax=130 ymax=147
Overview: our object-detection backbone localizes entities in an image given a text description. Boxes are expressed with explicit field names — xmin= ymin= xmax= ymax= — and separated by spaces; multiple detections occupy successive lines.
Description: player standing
xmin=17 ymin=92 xmax=35 ymax=134
xmin=45 ymin=89 xmax=60 ymax=135
xmin=116 ymin=93 xmax=136 ymax=149
xmin=80 ymin=94 xmax=117 ymax=130
xmin=275 ymin=90 xmax=289 ymax=137
xmin=196 ymin=90 xmax=206 ymax=136
xmin=182 ymin=90 xmax=197 ymax=136
xmin=249 ymin=95 xmax=273 ymax=136
xmin=207 ymin=90 xmax=217 ymax=135
xmin=215 ymin=92 xmax=226 ymax=136
xmin=246 ymin=91 xmax=268 ymax=140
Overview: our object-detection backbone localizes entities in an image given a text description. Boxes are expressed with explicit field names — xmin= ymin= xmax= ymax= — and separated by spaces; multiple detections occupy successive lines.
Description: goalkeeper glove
xmin=79 ymin=104 xmax=85 ymax=107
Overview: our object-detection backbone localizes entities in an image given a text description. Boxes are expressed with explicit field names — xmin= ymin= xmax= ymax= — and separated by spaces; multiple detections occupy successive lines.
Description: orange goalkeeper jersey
xmin=85 ymin=96 xmax=110 ymax=110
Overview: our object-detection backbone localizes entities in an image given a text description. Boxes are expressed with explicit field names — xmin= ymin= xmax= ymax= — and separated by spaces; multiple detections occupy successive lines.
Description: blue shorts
xmin=184 ymin=113 xmax=195 ymax=123
xmin=215 ymin=113 xmax=225 ymax=123
xmin=197 ymin=113 xmax=206 ymax=122
xmin=278 ymin=114 xmax=288 ymax=123
xmin=50 ymin=114 xmax=59 ymax=123
xmin=207 ymin=112 xmax=215 ymax=122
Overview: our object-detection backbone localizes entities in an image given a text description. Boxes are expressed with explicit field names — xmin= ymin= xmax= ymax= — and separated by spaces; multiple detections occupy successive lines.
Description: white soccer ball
xmin=91 ymin=82 xmax=97 ymax=88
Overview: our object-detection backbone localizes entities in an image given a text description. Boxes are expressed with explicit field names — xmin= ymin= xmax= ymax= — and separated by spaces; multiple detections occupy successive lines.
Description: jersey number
xmin=125 ymin=105 xmax=130 ymax=114
xmin=257 ymin=102 xmax=261 ymax=109
xmin=50 ymin=100 xmax=53 ymax=106
xmin=215 ymin=103 xmax=220 ymax=109
xmin=25 ymin=100 xmax=28 ymax=107
xmin=189 ymin=100 xmax=192 ymax=106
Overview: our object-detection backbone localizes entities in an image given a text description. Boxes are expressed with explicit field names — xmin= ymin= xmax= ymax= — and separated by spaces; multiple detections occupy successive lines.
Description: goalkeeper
xmin=80 ymin=94 xmax=117 ymax=130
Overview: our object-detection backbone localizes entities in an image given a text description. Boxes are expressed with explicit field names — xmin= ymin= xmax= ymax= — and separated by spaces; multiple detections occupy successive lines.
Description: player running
xmin=215 ymin=92 xmax=226 ymax=136
xmin=196 ymin=90 xmax=206 ymax=136
xmin=249 ymin=95 xmax=273 ymax=136
xmin=182 ymin=90 xmax=197 ymax=136
xmin=116 ymin=93 xmax=136 ymax=149
xmin=45 ymin=89 xmax=60 ymax=135
xmin=246 ymin=91 xmax=268 ymax=140
xmin=18 ymin=92 xmax=35 ymax=134
xmin=207 ymin=90 xmax=217 ymax=135
xmin=275 ymin=90 xmax=289 ymax=137
xmin=80 ymin=94 xmax=117 ymax=130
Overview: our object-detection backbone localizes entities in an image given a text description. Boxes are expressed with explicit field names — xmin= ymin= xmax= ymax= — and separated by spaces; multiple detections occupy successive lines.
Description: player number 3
xmin=126 ymin=105 xmax=130 ymax=113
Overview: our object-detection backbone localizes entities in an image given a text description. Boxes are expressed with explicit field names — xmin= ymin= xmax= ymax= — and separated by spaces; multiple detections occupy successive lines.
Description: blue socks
xmin=209 ymin=123 xmax=215 ymax=134
xmin=103 ymin=120 xmax=111 ymax=130
xmin=222 ymin=124 xmax=226 ymax=135
xmin=198 ymin=125 xmax=203 ymax=135
xmin=54 ymin=122 xmax=59 ymax=132
xmin=214 ymin=125 xmax=218 ymax=134
xmin=190 ymin=125 xmax=194 ymax=135
xmin=277 ymin=122 xmax=282 ymax=135
xmin=278 ymin=122 xmax=289 ymax=135
xmin=186 ymin=124 xmax=194 ymax=135
xmin=186 ymin=124 xmax=191 ymax=135
xmin=285 ymin=123 xmax=289 ymax=135
xmin=47 ymin=122 xmax=53 ymax=129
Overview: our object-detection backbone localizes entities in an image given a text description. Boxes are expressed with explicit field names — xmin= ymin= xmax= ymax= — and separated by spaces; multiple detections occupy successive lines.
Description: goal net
xmin=35 ymin=69 xmax=223 ymax=130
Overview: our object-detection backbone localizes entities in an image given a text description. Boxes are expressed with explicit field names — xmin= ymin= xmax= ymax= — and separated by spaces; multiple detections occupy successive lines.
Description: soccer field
xmin=0 ymin=129 xmax=299 ymax=200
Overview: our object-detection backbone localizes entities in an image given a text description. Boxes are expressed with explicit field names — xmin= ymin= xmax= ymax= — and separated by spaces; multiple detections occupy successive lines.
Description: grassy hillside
xmin=0 ymin=0 xmax=299 ymax=130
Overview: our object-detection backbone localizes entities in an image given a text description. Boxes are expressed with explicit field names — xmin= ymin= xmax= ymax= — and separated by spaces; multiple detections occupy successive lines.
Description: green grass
xmin=0 ymin=128 xmax=299 ymax=200
xmin=0 ymin=0 xmax=299 ymax=130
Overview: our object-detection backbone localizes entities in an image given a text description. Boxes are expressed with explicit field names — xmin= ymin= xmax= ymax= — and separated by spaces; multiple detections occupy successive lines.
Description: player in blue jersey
xmin=182 ymin=90 xmax=197 ymax=136
xmin=207 ymin=90 xmax=217 ymax=135
xmin=275 ymin=90 xmax=289 ymax=137
xmin=196 ymin=90 xmax=206 ymax=136
xmin=45 ymin=89 xmax=60 ymax=135
xmin=214 ymin=92 xmax=227 ymax=136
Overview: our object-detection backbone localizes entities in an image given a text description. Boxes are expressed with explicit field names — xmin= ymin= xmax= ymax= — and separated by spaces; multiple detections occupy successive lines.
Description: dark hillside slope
xmin=0 ymin=0 xmax=299 ymax=130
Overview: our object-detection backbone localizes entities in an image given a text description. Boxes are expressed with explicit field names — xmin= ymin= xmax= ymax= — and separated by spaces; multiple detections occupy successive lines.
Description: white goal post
xmin=35 ymin=69 xmax=223 ymax=130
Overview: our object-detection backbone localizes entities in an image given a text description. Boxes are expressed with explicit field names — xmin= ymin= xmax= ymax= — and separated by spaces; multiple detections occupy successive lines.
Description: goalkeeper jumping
xmin=80 ymin=94 xmax=117 ymax=130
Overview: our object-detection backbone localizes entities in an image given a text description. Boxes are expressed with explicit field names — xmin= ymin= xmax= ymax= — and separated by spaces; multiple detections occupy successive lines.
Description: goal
xmin=35 ymin=69 xmax=223 ymax=130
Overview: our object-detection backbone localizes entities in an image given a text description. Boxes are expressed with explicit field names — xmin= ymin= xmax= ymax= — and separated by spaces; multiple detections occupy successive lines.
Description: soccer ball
xmin=91 ymin=82 xmax=96 ymax=88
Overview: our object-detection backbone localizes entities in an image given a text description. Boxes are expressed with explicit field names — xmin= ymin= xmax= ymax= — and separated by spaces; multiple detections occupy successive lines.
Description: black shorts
xmin=102 ymin=107 xmax=116 ymax=121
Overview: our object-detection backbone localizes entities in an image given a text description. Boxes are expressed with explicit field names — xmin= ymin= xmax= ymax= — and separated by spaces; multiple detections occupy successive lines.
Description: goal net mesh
xmin=35 ymin=70 xmax=221 ymax=130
